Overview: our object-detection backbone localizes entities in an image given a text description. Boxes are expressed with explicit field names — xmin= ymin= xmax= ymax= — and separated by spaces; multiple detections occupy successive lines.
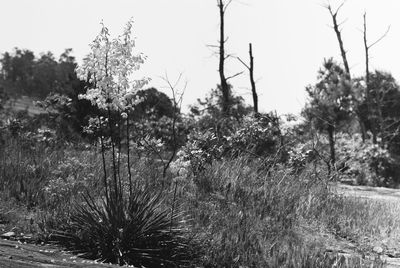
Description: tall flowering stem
xmin=78 ymin=19 xmax=149 ymax=203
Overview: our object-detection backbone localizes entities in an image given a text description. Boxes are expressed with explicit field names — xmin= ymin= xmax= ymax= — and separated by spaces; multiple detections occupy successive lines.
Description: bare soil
xmin=334 ymin=183 xmax=400 ymax=267
xmin=0 ymin=239 xmax=114 ymax=268
xmin=335 ymin=183 xmax=400 ymax=202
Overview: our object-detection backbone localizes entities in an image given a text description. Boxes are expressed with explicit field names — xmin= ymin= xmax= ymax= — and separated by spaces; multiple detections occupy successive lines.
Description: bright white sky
xmin=1 ymin=0 xmax=399 ymax=115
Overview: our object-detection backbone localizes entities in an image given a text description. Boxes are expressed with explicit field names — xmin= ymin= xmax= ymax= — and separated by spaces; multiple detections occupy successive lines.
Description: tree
xmin=0 ymin=49 xmax=35 ymax=96
xmin=214 ymin=0 xmax=242 ymax=116
xmin=362 ymin=12 xmax=390 ymax=143
xmin=325 ymin=1 xmax=367 ymax=141
xmin=134 ymin=87 xmax=176 ymax=120
xmin=189 ymin=86 xmax=252 ymax=136
xmin=325 ymin=2 xmax=350 ymax=77
xmin=302 ymin=59 xmax=353 ymax=172
xmin=217 ymin=0 xmax=230 ymax=115
xmin=362 ymin=71 xmax=400 ymax=150
xmin=237 ymin=43 xmax=258 ymax=115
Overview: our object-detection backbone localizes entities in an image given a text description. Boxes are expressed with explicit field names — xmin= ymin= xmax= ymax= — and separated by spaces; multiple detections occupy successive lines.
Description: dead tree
xmin=218 ymin=0 xmax=229 ymax=115
xmin=363 ymin=12 xmax=390 ymax=144
xmin=216 ymin=0 xmax=242 ymax=115
xmin=326 ymin=2 xmax=350 ymax=77
xmin=326 ymin=1 xmax=368 ymax=141
xmin=237 ymin=43 xmax=258 ymax=114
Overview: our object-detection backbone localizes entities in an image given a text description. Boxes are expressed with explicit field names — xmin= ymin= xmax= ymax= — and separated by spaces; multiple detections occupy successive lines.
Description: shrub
xmin=176 ymin=115 xmax=283 ymax=175
xmin=336 ymin=133 xmax=394 ymax=186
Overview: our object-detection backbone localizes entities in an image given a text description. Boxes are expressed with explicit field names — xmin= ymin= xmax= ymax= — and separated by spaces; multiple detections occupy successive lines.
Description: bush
xmin=336 ymin=133 xmax=394 ymax=186
xmin=176 ymin=115 xmax=283 ymax=174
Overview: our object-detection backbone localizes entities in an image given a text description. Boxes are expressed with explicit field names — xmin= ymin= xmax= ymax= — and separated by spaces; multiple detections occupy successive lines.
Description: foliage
xmin=134 ymin=87 xmax=177 ymax=119
xmin=0 ymin=48 xmax=99 ymax=140
xmin=336 ymin=133 xmax=395 ymax=186
xmin=302 ymin=58 xmax=354 ymax=171
xmin=189 ymin=86 xmax=252 ymax=134
xmin=0 ymin=48 xmax=79 ymax=98
xmin=43 ymin=150 xmax=99 ymax=210
xmin=176 ymin=114 xmax=283 ymax=174
xmin=355 ymin=71 xmax=400 ymax=154
xmin=303 ymin=58 xmax=353 ymax=131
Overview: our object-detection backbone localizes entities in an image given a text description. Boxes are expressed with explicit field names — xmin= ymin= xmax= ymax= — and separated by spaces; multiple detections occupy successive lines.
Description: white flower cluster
xmin=77 ymin=19 xmax=149 ymax=111
xmin=170 ymin=150 xmax=191 ymax=178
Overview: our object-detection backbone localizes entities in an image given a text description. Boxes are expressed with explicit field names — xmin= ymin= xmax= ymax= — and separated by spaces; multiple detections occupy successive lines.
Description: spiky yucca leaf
xmin=52 ymin=188 xmax=197 ymax=267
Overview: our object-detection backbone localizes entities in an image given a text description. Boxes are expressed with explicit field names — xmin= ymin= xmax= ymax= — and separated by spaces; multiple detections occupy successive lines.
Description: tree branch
xmin=368 ymin=25 xmax=391 ymax=49
xmin=236 ymin=56 xmax=250 ymax=69
xmin=226 ymin=71 xmax=243 ymax=81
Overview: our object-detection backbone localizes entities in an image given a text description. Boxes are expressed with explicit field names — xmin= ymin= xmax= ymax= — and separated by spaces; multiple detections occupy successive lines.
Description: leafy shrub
xmin=176 ymin=115 xmax=282 ymax=174
xmin=336 ymin=133 xmax=394 ymax=186
xmin=43 ymin=150 xmax=101 ymax=210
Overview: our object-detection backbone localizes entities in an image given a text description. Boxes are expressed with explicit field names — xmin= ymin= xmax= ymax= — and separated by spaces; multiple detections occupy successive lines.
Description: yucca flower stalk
xmin=52 ymin=19 xmax=198 ymax=267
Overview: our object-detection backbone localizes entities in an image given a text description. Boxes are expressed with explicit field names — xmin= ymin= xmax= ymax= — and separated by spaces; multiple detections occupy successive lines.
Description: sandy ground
xmin=0 ymin=239 xmax=115 ymax=268
xmin=334 ymin=183 xmax=400 ymax=267
xmin=334 ymin=183 xmax=400 ymax=202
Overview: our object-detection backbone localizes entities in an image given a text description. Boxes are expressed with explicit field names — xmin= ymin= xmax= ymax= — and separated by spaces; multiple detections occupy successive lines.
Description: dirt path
xmin=0 ymin=239 xmax=114 ymax=268
xmin=334 ymin=183 xmax=400 ymax=202
xmin=333 ymin=183 xmax=400 ymax=267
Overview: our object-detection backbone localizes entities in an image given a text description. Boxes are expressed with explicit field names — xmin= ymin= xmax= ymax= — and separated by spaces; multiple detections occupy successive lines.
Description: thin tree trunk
xmin=249 ymin=43 xmax=258 ymax=114
xmin=218 ymin=0 xmax=230 ymax=115
xmin=327 ymin=124 xmax=336 ymax=171
xmin=327 ymin=4 xmax=350 ymax=77
xmin=363 ymin=12 xmax=377 ymax=144
xmin=327 ymin=3 xmax=367 ymax=141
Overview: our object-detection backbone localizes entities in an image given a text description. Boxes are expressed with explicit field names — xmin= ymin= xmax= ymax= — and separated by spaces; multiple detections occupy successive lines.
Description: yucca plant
xmin=53 ymin=187 xmax=197 ymax=267
xmin=51 ymin=20 xmax=200 ymax=267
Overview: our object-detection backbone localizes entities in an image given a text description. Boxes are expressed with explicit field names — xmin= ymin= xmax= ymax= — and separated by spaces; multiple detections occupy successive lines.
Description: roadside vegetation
xmin=1 ymin=2 xmax=400 ymax=267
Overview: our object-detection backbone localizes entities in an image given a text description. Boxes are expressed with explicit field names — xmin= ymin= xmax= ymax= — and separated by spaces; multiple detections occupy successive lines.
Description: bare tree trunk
xmin=327 ymin=3 xmax=350 ymax=77
xmin=218 ymin=0 xmax=230 ymax=115
xmin=363 ymin=13 xmax=376 ymax=144
xmin=326 ymin=2 xmax=368 ymax=141
xmin=237 ymin=43 xmax=258 ymax=115
xmin=249 ymin=43 xmax=258 ymax=114
xmin=327 ymin=124 xmax=336 ymax=173
xmin=363 ymin=13 xmax=390 ymax=144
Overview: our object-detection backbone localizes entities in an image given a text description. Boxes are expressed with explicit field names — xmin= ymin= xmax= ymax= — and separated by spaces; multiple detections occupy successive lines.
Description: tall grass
xmin=0 ymin=134 xmax=62 ymax=207
xmin=176 ymin=157 xmax=386 ymax=267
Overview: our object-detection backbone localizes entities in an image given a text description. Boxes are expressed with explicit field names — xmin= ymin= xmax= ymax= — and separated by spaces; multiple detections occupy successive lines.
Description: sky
xmin=1 ymin=0 xmax=400 ymax=115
